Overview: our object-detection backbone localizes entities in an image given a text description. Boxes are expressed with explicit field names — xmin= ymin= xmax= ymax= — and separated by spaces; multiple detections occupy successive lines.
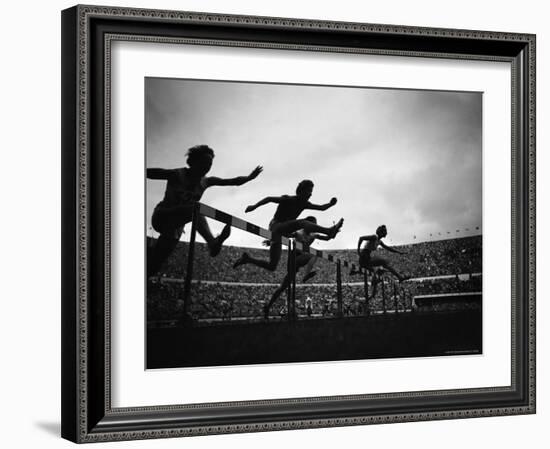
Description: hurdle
xmin=336 ymin=260 xmax=343 ymax=318
xmin=181 ymin=203 xmax=200 ymax=321
xmin=287 ymin=238 xmax=297 ymax=320
xmin=393 ymin=281 xmax=403 ymax=314
xmin=381 ymin=277 xmax=387 ymax=314
xmin=363 ymin=270 xmax=370 ymax=316
xmin=180 ymin=202 xmax=360 ymax=321
xmin=197 ymin=203 xmax=358 ymax=270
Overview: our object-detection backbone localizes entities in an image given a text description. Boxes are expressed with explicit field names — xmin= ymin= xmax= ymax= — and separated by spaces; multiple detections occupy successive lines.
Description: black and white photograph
xmin=56 ymin=2 xmax=538 ymax=445
xmin=145 ymin=78 xmax=483 ymax=369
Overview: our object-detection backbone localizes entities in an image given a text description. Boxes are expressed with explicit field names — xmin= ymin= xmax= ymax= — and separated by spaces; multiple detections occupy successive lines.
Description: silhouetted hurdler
xmin=233 ymin=180 xmax=344 ymax=272
xmin=262 ymin=216 xmax=333 ymax=320
xmin=147 ymin=144 xmax=262 ymax=277
xmin=350 ymin=225 xmax=410 ymax=283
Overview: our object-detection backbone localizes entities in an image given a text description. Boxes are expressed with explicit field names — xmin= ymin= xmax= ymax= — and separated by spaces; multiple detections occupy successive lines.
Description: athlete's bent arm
xmin=207 ymin=166 xmax=263 ymax=187
xmin=245 ymin=196 xmax=282 ymax=213
xmin=306 ymin=197 xmax=337 ymax=211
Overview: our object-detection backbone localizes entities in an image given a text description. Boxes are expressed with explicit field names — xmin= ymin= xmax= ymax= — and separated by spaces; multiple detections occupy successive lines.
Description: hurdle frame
xmin=363 ymin=270 xmax=370 ymax=316
xmin=181 ymin=202 xmax=199 ymax=320
xmin=336 ymin=260 xmax=343 ymax=317
xmin=393 ymin=281 xmax=399 ymax=314
xmin=287 ymin=238 xmax=297 ymax=321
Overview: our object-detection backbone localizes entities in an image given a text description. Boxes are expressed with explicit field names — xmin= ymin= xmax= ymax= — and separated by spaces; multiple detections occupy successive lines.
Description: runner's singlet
xmin=272 ymin=195 xmax=308 ymax=223
xmin=156 ymin=167 xmax=208 ymax=209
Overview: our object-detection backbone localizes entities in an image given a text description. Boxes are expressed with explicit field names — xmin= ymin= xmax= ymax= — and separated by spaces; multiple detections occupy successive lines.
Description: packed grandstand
xmin=147 ymin=235 xmax=482 ymax=322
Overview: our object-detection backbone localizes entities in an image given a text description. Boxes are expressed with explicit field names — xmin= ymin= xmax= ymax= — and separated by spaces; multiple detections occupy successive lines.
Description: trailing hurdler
xmin=262 ymin=216 xmax=333 ymax=320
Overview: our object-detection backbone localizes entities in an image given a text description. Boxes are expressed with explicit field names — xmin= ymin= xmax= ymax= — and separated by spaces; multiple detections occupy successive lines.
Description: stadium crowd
xmin=146 ymin=235 xmax=482 ymax=322
xmin=148 ymin=235 xmax=481 ymax=283
xmin=147 ymin=275 xmax=482 ymax=321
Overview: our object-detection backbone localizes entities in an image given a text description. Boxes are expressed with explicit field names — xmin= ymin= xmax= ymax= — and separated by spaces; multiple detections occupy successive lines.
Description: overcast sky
xmin=145 ymin=77 xmax=482 ymax=250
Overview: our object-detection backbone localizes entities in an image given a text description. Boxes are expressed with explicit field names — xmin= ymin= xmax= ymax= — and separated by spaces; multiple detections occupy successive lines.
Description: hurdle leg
xmin=286 ymin=241 xmax=291 ymax=318
xmin=291 ymin=240 xmax=297 ymax=320
xmin=181 ymin=202 xmax=199 ymax=322
xmin=394 ymin=281 xmax=399 ymax=314
xmin=286 ymin=239 xmax=297 ymax=321
xmin=381 ymin=277 xmax=386 ymax=314
xmin=363 ymin=270 xmax=370 ymax=316
xmin=336 ymin=260 xmax=343 ymax=318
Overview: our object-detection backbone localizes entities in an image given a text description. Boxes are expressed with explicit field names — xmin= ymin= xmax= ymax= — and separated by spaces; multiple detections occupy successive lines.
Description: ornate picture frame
xmin=61 ymin=4 xmax=535 ymax=443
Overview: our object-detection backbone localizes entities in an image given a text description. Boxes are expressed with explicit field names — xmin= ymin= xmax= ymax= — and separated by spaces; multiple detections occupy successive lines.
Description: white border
xmin=111 ymin=41 xmax=511 ymax=407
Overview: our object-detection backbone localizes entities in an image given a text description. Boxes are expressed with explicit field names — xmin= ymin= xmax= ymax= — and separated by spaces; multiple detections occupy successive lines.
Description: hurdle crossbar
xmin=198 ymin=202 xmax=358 ymax=270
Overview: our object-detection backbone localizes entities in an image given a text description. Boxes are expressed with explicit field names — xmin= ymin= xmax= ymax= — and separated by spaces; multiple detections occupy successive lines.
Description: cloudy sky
xmin=145 ymin=77 xmax=482 ymax=250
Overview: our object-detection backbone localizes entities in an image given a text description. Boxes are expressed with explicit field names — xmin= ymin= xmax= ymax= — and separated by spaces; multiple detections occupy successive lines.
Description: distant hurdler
xmin=350 ymin=225 xmax=410 ymax=283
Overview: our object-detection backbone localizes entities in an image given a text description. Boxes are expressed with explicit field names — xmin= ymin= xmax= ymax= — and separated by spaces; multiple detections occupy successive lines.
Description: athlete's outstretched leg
xmin=371 ymin=257 xmax=409 ymax=282
xmin=302 ymin=255 xmax=317 ymax=282
xmin=276 ymin=218 xmax=344 ymax=239
xmin=383 ymin=264 xmax=410 ymax=282
xmin=264 ymin=275 xmax=290 ymax=319
xmin=264 ymin=254 xmax=309 ymax=318
xmin=234 ymin=240 xmax=282 ymax=271
xmin=196 ymin=215 xmax=231 ymax=257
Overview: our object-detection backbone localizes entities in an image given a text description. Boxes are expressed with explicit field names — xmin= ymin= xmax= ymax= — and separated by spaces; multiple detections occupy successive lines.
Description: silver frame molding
xmin=61 ymin=4 xmax=536 ymax=443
